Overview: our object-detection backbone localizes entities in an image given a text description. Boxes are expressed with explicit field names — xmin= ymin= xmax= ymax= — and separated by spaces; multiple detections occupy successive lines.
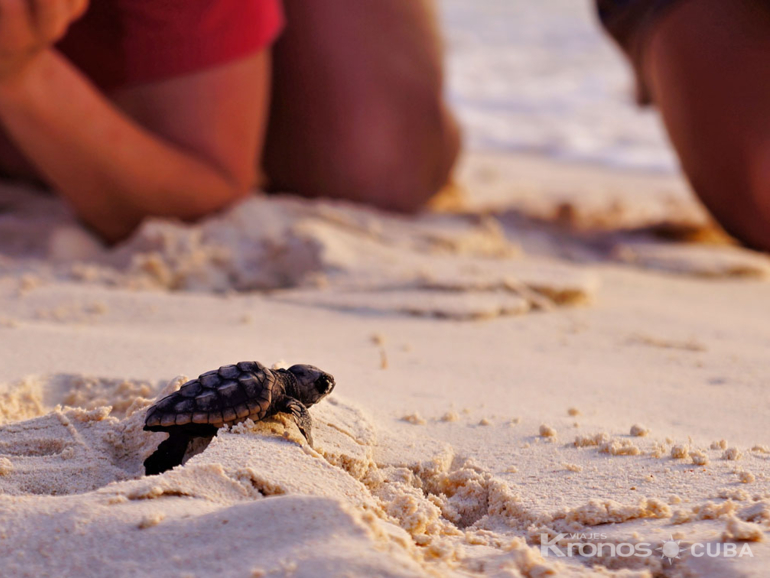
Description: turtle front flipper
xmin=282 ymin=398 xmax=314 ymax=447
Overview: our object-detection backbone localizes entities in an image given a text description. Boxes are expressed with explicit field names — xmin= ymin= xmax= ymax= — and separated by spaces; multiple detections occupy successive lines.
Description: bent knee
xmin=327 ymin=98 xmax=460 ymax=212
xmin=265 ymin=82 xmax=461 ymax=212
xmin=687 ymin=149 xmax=770 ymax=252
xmin=736 ymin=149 xmax=770 ymax=251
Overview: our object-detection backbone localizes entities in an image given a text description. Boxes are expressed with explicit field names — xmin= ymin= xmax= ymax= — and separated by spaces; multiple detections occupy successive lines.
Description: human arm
xmin=0 ymin=0 xmax=271 ymax=242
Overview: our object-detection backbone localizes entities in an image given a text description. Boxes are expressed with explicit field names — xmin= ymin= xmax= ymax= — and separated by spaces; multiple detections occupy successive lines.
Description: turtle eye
xmin=316 ymin=375 xmax=333 ymax=394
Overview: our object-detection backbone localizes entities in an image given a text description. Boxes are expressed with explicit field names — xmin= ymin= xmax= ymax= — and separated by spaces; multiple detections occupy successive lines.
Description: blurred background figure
xmin=439 ymin=0 xmax=676 ymax=171
xmin=0 ymin=0 xmax=459 ymax=242
xmin=2 ymin=0 xmax=768 ymax=253
xmin=597 ymin=0 xmax=770 ymax=251
xmin=443 ymin=0 xmax=770 ymax=251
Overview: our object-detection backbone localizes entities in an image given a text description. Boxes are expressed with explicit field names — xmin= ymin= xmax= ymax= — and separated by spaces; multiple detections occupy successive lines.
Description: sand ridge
xmin=0 ymin=186 xmax=606 ymax=321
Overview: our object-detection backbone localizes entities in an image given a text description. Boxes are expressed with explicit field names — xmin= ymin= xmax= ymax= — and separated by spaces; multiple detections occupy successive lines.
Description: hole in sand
xmin=0 ymin=374 xmax=169 ymax=496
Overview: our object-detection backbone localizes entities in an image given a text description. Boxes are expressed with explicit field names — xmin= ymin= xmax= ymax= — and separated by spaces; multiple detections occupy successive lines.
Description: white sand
xmin=1 ymin=152 xmax=769 ymax=577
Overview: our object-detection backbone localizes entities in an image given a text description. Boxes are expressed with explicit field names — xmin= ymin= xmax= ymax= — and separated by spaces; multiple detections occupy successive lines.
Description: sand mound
xmin=0 ymin=373 xmax=732 ymax=578
xmin=0 ymin=185 xmax=600 ymax=320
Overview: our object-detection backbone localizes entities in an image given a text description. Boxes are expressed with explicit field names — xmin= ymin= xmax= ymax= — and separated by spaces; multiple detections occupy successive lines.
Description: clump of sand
xmin=722 ymin=516 xmax=764 ymax=542
xmin=723 ymin=447 xmax=743 ymax=461
xmin=539 ymin=424 xmax=557 ymax=438
xmin=670 ymin=444 xmax=689 ymax=459
xmin=690 ymin=449 xmax=709 ymax=466
xmin=402 ymin=413 xmax=427 ymax=426
xmin=0 ymin=377 xmax=45 ymax=425
xmin=598 ymin=438 xmax=640 ymax=456
xmin=440 ymin=411 xmax=460 ymax=423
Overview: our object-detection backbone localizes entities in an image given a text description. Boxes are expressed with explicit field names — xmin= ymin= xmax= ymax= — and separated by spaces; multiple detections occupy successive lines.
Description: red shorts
xmin=57 ymin=0 xmax=284 ymax=90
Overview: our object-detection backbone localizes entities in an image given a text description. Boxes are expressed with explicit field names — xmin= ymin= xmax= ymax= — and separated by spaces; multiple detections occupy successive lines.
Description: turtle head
xmin=287 ymin=364 xmax=335 ymax=406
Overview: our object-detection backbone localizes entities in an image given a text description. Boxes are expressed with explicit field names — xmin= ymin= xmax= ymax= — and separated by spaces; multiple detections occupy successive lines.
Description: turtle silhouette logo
xmin=657 ymin=537 xmax=688 ymax=564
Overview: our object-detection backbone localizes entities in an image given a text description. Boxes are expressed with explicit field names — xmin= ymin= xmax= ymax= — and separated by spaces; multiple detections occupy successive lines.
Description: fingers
xmin=0 ymin=0 xmax=85 ymax=79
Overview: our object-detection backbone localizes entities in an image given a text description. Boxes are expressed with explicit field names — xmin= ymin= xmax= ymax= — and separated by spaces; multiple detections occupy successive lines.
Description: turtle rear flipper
xmin=144 ymin=432 xmax=193 ymax=475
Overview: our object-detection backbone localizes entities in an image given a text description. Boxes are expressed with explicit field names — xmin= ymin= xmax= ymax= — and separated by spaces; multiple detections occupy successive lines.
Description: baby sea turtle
xmin=143 ymin=362 xmax=335 ymax=475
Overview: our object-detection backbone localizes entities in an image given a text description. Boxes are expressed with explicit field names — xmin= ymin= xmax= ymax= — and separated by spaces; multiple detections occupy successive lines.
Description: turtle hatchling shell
xmin=145 ymin=361 xmax=275 ymax=429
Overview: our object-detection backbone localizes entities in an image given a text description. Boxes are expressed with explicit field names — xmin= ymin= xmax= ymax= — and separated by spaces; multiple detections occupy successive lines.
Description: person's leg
xmin=602 ymin=0 xmax=770 ymax=250
xmin=642 ymin=0 xmax=770 ymax=250
xmin=262 ymin=0 xmax=460 ymax=213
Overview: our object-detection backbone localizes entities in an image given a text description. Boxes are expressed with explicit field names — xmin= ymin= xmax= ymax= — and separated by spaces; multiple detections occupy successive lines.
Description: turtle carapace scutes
xmin=143 ymin=362 xmax=335 ymax=475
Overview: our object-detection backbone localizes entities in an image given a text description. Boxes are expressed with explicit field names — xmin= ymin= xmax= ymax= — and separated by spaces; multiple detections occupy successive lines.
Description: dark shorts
xmin=596 ymin=0 xmax=685 ymax=50
xmin=596 ymin=0 xmax=691 ymax=103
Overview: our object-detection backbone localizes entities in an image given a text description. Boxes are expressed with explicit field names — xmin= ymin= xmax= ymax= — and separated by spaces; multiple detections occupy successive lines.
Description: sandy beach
xmin=0 ymin=149 xmax=768 ymax=577
xmin=0 ymin=1 xmax=769 ymax=576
